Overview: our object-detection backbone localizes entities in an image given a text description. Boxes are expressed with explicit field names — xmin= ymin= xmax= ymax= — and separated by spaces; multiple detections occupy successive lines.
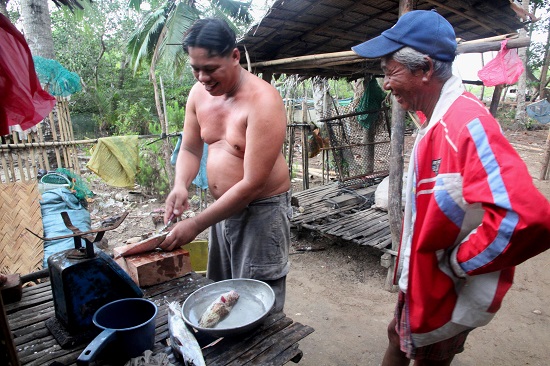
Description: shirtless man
xmin=160 ymin=18 xmax=291 ymax=312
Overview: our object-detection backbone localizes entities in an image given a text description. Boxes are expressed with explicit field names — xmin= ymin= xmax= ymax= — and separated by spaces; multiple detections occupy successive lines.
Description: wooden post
xmin=385 ymin=0 xmax=412 ymax=292
xmin=490 ymin=85 xmax=504 ymax=116
xmin=301 ymin=91 xmax=310 ymax=190
xmin=0 ymin=295 xmax=20 ymax=366
xmin=540 ymin=126 xmax=550 ymax=180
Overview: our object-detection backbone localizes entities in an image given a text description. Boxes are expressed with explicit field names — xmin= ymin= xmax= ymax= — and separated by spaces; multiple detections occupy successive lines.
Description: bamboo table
xmin=5 ymin=272 xmax=314 ymax=366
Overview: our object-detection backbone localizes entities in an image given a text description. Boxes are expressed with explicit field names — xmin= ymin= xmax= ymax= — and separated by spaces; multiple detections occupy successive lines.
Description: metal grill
xmin=320 ymin=103 xmax=391 ymax=188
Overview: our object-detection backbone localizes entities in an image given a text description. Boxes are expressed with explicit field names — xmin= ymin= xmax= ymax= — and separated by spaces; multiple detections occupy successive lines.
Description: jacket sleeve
xmin=449 ymin=115 xmax=550 ymax=277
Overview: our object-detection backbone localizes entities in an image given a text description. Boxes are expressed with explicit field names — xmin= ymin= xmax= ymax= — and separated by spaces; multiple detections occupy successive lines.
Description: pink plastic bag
xmin=477 ymin=40 xmax=524 ymax=87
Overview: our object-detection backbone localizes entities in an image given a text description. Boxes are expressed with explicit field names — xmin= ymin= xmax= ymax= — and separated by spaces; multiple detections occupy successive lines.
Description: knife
xmin=158 ymin=213 xmax=175 ymax=234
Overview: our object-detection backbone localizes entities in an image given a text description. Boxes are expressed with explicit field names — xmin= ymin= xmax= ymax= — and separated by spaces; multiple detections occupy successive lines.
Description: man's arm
xmin=449 ymin=117 xmax=550 ymax=277
xmin=164 ymin=84 xmax=204 ymax=222
xmin=160 ymin=80 xmax=288 ymax=250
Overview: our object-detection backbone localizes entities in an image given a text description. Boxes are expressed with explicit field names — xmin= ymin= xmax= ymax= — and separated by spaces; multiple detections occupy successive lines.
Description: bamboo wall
xmin=0 ymin=98 xmax=81 ymax=183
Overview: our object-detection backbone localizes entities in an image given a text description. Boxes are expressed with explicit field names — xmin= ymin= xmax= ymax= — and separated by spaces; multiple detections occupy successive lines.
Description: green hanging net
xmin=55 ymin=168 xmax=94 ymax=202
xmin=33 ymin=56 xmax=82 ymax=97
xmin=356 ymin=78 xmax=387 ymax=129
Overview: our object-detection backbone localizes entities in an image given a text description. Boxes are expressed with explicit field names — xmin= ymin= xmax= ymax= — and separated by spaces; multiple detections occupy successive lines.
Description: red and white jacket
xmin=397 ymin=75 xmax=550 ymax=347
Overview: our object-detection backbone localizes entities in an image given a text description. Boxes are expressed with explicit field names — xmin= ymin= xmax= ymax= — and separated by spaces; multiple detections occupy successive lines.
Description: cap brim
xmin=352 ymin=35 xmax=404 ymax=59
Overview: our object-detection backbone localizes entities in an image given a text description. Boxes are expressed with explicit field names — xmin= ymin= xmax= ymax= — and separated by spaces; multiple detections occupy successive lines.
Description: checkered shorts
xmin=395 ymin=291 xmax=472 ymax=361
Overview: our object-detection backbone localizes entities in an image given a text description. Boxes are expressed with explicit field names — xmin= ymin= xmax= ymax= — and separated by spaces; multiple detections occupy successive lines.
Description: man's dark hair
xmin=183 ymin=18 xmax=236 ymax=57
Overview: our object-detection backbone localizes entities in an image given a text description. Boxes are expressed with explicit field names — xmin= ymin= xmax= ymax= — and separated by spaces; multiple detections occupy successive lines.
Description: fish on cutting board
xmin=199 ymin=290 xmax=239 ymax=328
xmin=168 ymin=301 xmax=206 ymax=366
xmin=113 ymin=232 xmax=168 ymax=258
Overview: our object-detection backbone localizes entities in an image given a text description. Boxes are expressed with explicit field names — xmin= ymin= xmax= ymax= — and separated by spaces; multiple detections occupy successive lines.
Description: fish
xmin=113 ymin=232 xmax=168 ymax=258
xmin=198 ymin=290 xmax=240 ymax=328
xmin=167 ymin=301 xmax=206 ymax=366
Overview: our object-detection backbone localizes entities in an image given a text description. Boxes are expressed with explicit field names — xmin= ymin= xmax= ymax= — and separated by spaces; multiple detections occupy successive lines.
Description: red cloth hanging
xmin=0 ymin=14 xmax=56 ymax=136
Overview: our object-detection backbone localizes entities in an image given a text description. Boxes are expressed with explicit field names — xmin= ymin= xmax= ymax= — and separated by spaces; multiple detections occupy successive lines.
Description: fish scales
xmin=198 ymin=290 xmax=239 ymax=328
xmin=167 ymin=302 xmax=206 ymax=366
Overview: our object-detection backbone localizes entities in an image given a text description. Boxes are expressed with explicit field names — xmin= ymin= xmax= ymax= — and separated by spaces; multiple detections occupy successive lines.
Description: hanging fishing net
xmin=32 ymin=56 xmax=82 ymax=97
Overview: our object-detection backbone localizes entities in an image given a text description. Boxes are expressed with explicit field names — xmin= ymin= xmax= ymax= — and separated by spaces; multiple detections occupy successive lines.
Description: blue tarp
xmin=526 ymin=100 xmax=550 ymax=124
xmin=40 ymin=187 xmax=91 ymax=267
xmin=171 ymin=133 xmax=209 ymax=189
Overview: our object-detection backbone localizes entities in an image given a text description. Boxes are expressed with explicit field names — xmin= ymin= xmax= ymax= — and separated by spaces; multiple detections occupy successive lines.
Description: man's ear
xmin=422 ymin=56 xmax=435 ymax=82
xmin=231 ymin=47 xmax=240 ymax=63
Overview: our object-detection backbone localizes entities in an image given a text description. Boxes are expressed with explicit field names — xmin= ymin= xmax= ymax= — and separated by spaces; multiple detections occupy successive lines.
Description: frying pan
xmin=181 ymin=278 xmax=275 ymax=338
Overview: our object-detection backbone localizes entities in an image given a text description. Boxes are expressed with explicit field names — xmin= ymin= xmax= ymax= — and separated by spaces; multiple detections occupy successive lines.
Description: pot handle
xmin=76 ymin=329 xmax=117 ymax=366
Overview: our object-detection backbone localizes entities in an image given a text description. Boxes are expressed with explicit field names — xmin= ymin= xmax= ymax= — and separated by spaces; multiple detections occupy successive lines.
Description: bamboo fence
xmin=0 ymin=97 xmax=83 ymax=183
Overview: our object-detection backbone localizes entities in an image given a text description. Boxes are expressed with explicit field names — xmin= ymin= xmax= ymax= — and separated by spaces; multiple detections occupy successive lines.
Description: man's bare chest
xmin=196 ymin=101 xmax=248 ymax=148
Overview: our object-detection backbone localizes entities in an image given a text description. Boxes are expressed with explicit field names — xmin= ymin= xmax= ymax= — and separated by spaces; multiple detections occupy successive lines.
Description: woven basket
xmin=0 ymin=181 xmax=43 ymax=275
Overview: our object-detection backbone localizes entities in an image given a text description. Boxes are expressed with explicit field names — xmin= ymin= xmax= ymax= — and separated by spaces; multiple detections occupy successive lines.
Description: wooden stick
xmin=48 ymin=109 xmax=63 ymax=169
xmin=245 ymin=37 xmax=531 ymax=70
xmin=0 ymin=152 xmax=10 ymax=183
xmin=540 ymin=127 xmax=550 ymax=180
xmin=12 ymin=132 xmax=25 ymax=182
xmin=36 ymin=125 xmax=50 ymax=171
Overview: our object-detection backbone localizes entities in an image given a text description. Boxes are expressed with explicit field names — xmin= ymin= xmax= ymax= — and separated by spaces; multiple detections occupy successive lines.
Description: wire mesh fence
xmin=319 ymin=101 xmax=391 ymax=188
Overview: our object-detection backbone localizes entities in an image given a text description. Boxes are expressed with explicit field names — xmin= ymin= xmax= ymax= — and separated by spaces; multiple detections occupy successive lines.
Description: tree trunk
xmin=0 ymin=0 xmax=9 ymax=18
xmin=514 ymin=0 xmax=529 ymax=128
xmin=538 ymin=18 xmax=550 ymax=101
xmin=20 ymin=0 xmax=55 ymax=58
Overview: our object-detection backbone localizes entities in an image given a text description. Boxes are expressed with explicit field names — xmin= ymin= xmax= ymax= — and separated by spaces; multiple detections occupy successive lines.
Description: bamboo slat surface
xmin=6 ymin=273 xmax=314 ymax=366
xmin=0 ymin=181 xmax=43 ymax=275
xmin=291 ymin=183 xmax=393 ymax=252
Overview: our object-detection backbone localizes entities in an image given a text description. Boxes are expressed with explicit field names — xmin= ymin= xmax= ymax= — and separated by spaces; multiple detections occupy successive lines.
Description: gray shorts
xmin=207 ymin=191 xmax=291 ymax=313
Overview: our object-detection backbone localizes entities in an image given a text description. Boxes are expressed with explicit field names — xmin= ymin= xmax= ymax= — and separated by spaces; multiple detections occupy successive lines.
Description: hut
xmin=236 ymin=0 xmax=530 ymax=286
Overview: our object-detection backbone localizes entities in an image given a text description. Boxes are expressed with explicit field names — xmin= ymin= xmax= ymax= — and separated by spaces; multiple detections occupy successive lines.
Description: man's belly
xmin=205 ymin=146 xmax=290 ymax=200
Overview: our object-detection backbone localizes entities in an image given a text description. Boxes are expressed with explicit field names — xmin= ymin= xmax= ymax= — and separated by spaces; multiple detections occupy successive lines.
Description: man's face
xmin=187 ymin=46 xmax=237 ymax=96
xmin=381 ymin=58 xmax=425 ymax=112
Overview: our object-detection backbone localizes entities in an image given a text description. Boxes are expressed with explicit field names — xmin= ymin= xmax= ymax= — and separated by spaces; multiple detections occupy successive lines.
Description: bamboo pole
xmin=6 ymin=144 xmax=16 ymax=183
xmin=60 ymin=99 xmax=80 ymax=173
xmin=0 ymin=153 xmax=10 ymax=183
xmin=27 ymin=134 xmax=37 ymax=178
xmin=48 ymin=110 xmax=63 ymax=169
xmin=56 ymin=101 xmax=71 ymax=169
xmin=245 ymin=37 xmax=530 ymax=70
xmin=36 ymin=125 xmax=50 ymax=171
xmin=540 ymin=127 xmax=550 ymax=180
xmin=12 ymin=132 xmax=25 ymax=182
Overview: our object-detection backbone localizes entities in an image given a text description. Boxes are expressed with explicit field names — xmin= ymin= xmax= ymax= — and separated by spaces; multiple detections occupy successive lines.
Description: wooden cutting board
xmin=114 ymin=247 xmax=192 ymax=287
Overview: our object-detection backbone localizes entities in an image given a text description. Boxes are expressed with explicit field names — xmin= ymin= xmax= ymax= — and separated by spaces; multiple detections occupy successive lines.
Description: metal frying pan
xmin=181 ymin=278 xmax=275 ymax=338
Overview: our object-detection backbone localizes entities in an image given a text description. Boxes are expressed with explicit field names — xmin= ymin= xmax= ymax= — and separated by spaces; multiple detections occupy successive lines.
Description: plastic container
xmin=38 ymin=173 xmax=71 ymax=194
xmin=185 ymin=239 xmax=208 ymax=274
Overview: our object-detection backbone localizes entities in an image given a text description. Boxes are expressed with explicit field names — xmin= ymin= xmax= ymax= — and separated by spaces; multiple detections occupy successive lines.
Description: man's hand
xmin=158 ymin=218 xmax=202 ymax=251
xmin=164 ymin=185 xmax=190 ymax=224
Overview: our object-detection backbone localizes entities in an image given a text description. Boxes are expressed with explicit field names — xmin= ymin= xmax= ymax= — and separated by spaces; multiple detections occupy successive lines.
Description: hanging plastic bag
xmin=477 ymin=40 xmax=524 ymax=87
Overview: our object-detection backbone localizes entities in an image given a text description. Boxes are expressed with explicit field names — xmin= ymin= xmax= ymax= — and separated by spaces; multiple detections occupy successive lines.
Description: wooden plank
xmin=226 ymin=322 xmax=314 ymax=365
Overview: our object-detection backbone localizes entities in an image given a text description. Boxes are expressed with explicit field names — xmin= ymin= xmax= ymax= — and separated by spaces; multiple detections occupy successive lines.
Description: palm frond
xmin=128 ymin=6 xmax=170 ymax=74
xmin=158 ymin=2 xmax=200 ymax=75
xmin=211 ymin=0 xmax=253 ymax=23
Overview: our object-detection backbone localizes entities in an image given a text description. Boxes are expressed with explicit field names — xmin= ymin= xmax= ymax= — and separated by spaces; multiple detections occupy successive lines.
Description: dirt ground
xmin=84 ymin=128 xmax=550 ymax=366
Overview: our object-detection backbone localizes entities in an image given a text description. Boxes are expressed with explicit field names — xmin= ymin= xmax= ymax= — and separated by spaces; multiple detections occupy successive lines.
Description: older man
xmin=161 ymin=18 xmax=291 ymax=312
xmin=353 ymin=10 xmax=550 ymax=366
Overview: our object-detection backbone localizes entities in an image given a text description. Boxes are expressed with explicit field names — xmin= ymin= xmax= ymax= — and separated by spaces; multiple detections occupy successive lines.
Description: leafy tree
xmin=127 ymin=0 xmax=254 ymax=186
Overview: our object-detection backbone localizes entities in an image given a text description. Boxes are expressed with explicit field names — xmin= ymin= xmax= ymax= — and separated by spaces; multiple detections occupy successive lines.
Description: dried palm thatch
xmin=0 ymin=182 xmax=43 ymax=275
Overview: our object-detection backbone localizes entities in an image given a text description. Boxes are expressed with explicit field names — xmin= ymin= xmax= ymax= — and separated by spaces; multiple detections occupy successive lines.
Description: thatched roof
xmin=238 ymin=0 xmax=529 ymax=79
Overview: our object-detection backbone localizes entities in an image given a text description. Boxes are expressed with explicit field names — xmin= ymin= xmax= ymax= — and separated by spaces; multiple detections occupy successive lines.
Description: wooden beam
xmin=244 ymin=37 xmax=531 ymax=72
xmin=423 ymin=0 xmax=499 ymax=35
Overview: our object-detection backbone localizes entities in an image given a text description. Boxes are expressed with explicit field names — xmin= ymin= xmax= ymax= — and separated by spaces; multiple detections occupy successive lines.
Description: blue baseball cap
xmin=352 ymin=10 xmax=457 ymax=62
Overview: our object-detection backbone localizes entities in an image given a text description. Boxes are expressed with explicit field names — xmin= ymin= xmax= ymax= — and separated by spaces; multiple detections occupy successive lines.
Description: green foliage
xmin=135 ymin=122 xmax=173 ymax=197
xmin=166 ymin=100 xmax=186 ymax=131
xmin=114 ymin=100 xmax=156 ymax=135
